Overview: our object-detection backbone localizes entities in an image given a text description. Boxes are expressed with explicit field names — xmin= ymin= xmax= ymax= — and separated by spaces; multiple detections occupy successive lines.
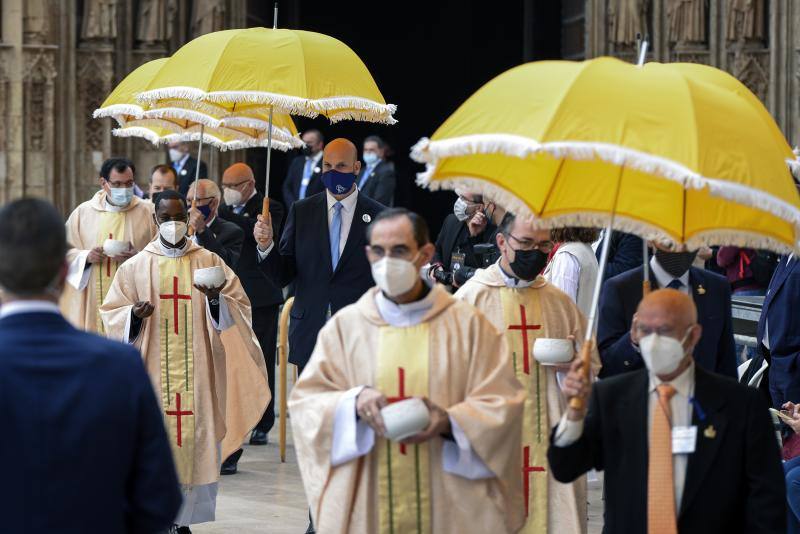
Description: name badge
xmin=672 ymin=426 xmax=697 ymax=454
xmin=451 ymin=252 xmax=466 ymax=272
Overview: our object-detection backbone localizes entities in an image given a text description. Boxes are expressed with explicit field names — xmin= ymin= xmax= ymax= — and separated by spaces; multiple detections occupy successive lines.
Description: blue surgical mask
xmin=108 ymin=186 xmax=133 ymax=207
xmin=363 ymin=152 xmax=379 ymax=165
xmin=197 ymin=203 xmax=213 ymax=221
xmin=321 ymin=169 xmax=357 ymax=195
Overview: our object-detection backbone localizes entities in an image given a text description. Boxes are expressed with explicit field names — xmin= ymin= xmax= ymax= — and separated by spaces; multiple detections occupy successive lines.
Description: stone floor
xmin=193 ymin=427 xmax=604 ymax=533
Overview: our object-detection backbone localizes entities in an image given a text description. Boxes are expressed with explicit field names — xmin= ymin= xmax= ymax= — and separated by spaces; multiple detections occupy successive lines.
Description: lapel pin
xmin=314 ymin=167 xmax=321 ymax=174
xmin=703 ymin=425 xmax=716 ymax=439
xmin=362 ymin=214 xmax=372 ymax=223
xmin=697 ymin=285 xmax=706 ymax=295
xmin=181 ymin=169 xmax=187 ymax=175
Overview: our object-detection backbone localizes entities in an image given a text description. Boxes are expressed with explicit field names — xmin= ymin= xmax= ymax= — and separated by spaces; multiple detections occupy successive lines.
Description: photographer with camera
xmin=427 ymin=190 xmax=505 ymax=290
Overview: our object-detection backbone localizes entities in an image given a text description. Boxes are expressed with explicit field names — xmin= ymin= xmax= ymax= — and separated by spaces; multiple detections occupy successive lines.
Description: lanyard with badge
xmin=672 ymin=397 xmax=708 ymax=454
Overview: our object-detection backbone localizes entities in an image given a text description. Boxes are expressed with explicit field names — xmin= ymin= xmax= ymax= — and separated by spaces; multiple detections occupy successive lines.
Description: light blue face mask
xmin=363 ymin=152 xmax=380 ymax=165
xmin=108 ymin=186 xmax=134 ymax=207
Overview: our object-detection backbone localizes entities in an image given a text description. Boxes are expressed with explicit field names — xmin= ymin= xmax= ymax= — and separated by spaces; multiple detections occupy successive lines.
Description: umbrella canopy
xmin=412 ymin=57 xmax=800 ymax=253
xmin=135 ymin=27 xmax=397 ymax=124
xmin=93 ymin=58 xmax=303 ymax=150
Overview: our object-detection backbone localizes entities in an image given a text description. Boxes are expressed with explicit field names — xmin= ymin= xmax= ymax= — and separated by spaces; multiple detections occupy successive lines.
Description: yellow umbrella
xmin=112 ymin=123 xmax=298 ymax=152
xmin=411 ymin=56 xmax=800 ymax=407
xmin=136 ymin=28 xmax=396 ymax=124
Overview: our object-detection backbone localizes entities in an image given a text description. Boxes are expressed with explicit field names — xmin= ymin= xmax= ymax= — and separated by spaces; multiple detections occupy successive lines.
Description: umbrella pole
xmin=642 ymin=240 xmax=651 ymax=296
xmin=569 ymin=216 xmax=614 ymax=411
xmin=262 ymin=105 xmax=274 ymax=219
xmin=188 ymin=124 xmax=205 ymax=236
xmin=209 ymin=145 xmax=215 ymax=182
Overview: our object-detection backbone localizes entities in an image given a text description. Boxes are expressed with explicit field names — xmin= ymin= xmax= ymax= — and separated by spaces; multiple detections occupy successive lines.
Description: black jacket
xmin=176 ymin=157 xmax=208 ymax=196
xmin=547 ymin=367 xmax=785 ymax=534
xmin=357 ymin=160 xmax=396 ymax=206
xmin=433 ymin=213 xmax=498 ymax=285
xmin=259 ymin=191 xmax=385 ymax=367
xmin=282 ymin=154 xmax=324 ymax=209
xmin=195 ymin=216 xmax=243 ymax=268
xmin=598 ymin=265 xmax=738 ymax=379
xmin=219 ymin=192 xmax=285 ymax=308
xmin=597 ymin=231 xmax=645 ymax=281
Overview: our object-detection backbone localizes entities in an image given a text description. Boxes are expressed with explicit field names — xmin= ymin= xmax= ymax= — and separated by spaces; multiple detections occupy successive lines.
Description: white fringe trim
xmin=93 ymin=104 xmax=144 ymax=119
xmin=412 ymin=134 xmax=800 ymax=229
xmin=112 ymin=127 xmax=295 ymax=153
xmin=418 ymin=175 xmax=800 ymax=254
xmin=141 ymin=107 xmax=224 ymax=129
xmin=136 ymin=87 xmax=397 ymax=124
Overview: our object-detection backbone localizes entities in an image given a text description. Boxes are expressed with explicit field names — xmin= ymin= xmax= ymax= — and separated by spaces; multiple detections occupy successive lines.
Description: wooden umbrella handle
xmin=568 ymin=339 xmax=595 ymax=411
xmin=642 ymin=279 xmax=651 ymax=297
xmin=262 ymin=197 xmax=270 ymax=219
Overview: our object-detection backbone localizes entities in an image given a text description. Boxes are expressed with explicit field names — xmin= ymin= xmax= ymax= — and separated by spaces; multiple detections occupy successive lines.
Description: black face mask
xmin=301 ymin=146 xmax=314 ymax=157
xmin=655 ymin=249 xmax=698 ymax=279
xmin=509 ymin=247 xmax=548 ymax=281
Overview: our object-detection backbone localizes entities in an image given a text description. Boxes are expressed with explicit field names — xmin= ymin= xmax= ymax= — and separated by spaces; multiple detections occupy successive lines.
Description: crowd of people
xmin=1 ymin=130 xmax=799 ymax=534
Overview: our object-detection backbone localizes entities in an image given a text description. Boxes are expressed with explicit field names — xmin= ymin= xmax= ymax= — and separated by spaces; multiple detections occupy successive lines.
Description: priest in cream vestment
xmin=100 ymin=191 xmax=269 ymax=529
xmin=61 ymin=158 xmax=157 ymax=333
xmin=456 ymin=213 xmax=601 ymax=534
xmin=289 ymin=208 xmax=526 ymax=534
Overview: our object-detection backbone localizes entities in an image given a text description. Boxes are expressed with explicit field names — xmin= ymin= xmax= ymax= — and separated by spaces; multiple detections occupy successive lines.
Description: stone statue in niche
xmin=727 ymin=0 xmax=766 ymax=42
xmin=192 ymin=0 xmax=227 ymax=38
xmin=23 ymin=0 xmax=51 ymax=44
xmin=81 ymin=0 xmax=118 ymax=41
xmin=608 ymin=0 xmax=649 ymax=45
xmin=667 ymin=0 xmax=707 ymax=44
xmin=136 ymin=0 xmax=178 ymax=43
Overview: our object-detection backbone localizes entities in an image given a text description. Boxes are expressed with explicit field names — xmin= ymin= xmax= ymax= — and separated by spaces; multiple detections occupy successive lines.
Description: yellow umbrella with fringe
xmin=411 ymin=56 xmax=800 ymax=409
xmin=135 ymin=25 xmax=397 ymax=217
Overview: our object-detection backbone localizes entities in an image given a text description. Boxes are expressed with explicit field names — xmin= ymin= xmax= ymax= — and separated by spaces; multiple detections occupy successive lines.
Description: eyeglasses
xmin=508 ymin=233 xmax=554 ymax=254
xmin=106 ymin=179 xmax=134 ymax=188
xmin=633 ymin=323 xmax=694 ymax=338
xmin=222 ymin=180 xmax=249 ymax=190
xmin=366 ymin=244 xmax=417 ymax=261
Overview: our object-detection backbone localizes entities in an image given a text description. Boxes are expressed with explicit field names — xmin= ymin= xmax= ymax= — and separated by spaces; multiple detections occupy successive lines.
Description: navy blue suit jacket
xmin=259 ymin=192 xmax=385 ymax=368
xmin=0 ymin=311 xmax=181 ymax=533
xmin=282 ymin=155 xmax=325 ymax=209
xmin=597 ymin=266 xmax=737 ymax=378
xmin=597 ymin=231 xmax=646 ymax=281
xmin=758 ymin=255 xmax=800 ymax=408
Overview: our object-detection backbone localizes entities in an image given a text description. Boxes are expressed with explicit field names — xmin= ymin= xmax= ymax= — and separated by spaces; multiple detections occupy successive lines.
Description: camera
xmin=473 ymin=243 xmax=500 ymax=268
xmin=433 ymin=269 xmax=454 ymax=285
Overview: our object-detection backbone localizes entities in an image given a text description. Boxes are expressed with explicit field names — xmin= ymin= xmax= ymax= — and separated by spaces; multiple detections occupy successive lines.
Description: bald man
xmin=548 ymin=289 xmax=785 ymax=533
xmin=253 ymin=138 xmax=386 ymax=373
xmin=217 ymin=163 xmax=285 ymax=470
xmin=186 ymin=179 xmax=243 ymax=268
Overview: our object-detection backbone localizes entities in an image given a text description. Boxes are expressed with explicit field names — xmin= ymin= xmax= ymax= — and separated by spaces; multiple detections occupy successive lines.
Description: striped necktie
xmin=648 ymin=383 xmax=678 ymax=534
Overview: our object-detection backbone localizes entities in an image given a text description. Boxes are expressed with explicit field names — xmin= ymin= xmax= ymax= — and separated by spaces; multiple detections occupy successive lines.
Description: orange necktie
xmin=648 ymin=383 xmax=678 ymax=534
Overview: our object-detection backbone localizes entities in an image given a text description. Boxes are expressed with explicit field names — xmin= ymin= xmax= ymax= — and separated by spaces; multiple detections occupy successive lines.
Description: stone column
xmin=2 ymin=0 xmax=24 ymax=203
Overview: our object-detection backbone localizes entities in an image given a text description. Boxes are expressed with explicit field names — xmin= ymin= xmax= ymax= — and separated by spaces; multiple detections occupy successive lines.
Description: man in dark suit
xmin=356 ymin=135 xmax=396 ymax=206
xmin=187 ymin=178 xmax=243 ymax=268
xmin=598 ymin=243 xmax=737 ymax=378
xmin=217 ymin=163 xmax=285 ymax=473
xmin=0 ymin=198 xmax=182 ymax=534
xmin=254 ymin=138 xmax=385 ymax=373
xmin=282 ymin=129 xmax=325 ymax=208
xmin=597 ymin=230 xmax=646 ymax=281
xmin=549 ymin=289 xmax=785 ymax=534
xmin=758 ymin=253 xmax=800 ymax=408
xmin=168 ymin=141 xmax=207 ymax=196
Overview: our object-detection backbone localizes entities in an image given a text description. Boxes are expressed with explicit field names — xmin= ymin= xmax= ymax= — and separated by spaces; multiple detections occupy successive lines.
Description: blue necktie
xmin=358 ymin=164 xmax=375 ymax=189
xmin=299 ymin=159 xmax=314 ymax=200
xmin=667 ymin=279 xmax=683 ymax=290
xmin=330 ymin=202 xmax=343 ymax=270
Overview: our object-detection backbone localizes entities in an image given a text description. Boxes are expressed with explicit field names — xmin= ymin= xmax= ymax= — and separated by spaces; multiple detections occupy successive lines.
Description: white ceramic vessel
xmin=193 ymin=266 xmax=226 ymax=288
xmin=103 ymin=239 xmax=129 ymax=257
xmin=533 ymin=338 xmax=574 ymax=365
xmin=381 ymin=398 xmax=431 ymax=441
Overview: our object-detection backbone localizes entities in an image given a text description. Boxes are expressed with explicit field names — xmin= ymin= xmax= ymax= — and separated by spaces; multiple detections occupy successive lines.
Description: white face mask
xmin=108 ymin=186 xmax=134 ymax=207
xmin=453 ymin=198 xmax=470 ymax=222
xmin=371 ymin=255 xmax=420 ymax=297
xmin=159 ymin=221 xmax=188 ymax=246
xmin=169 ymin=149 xmax=184 ymax=163
xmin=363 ymin=152 xmax=380 ymax=165
xmin=639 ymin=329 xmax=692 ymax=376
xmin=223 ymin=188 xmax=243 ymax=207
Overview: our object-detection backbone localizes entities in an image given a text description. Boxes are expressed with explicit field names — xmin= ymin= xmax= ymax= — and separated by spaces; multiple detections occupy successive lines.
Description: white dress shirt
xmin=497 ymin=260 xmax=535 ymax=288
xmin=651 ymin=255 xmax=690 ymax=294
xmin=329 ymin=287 xmax=494 ymax=480
xmin=0 ymin=300 xmax=61 ymax=319
xmin=554 ymin=363 xmax=696 ymax=509
xmin=257 ymin=189 xmax=359 ymax=260
xmin=546 ymin=251 xmax=581 ymax=302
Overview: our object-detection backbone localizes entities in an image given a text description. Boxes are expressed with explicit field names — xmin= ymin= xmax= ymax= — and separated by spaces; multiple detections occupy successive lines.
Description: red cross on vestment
xmin=386 ymin=367 xmax=410 ymax=455
xmin=522 ymin=445 xmax=546 ymax=517
xmin=508 ymin=304 xmax=541 ymax=375
xmin=166 ymin=392 xmax=193 ymax=447
xmin=159 ymin=276 xmax=191 ymax=334
xmin=106 ymin=233 xmax=113 ymax=277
